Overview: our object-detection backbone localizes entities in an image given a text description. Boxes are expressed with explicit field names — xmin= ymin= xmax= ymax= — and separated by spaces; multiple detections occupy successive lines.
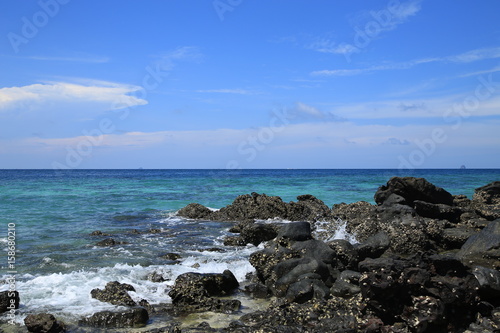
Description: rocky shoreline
xmin=2 ymin=177 xmax=500 ymax=332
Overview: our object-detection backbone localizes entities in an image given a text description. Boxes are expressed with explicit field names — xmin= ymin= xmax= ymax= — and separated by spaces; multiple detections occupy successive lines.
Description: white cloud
xmin=0 ymin=81 xmax=147 ymax=112
xmin=312 ymin=47 xmax=500 ymax=77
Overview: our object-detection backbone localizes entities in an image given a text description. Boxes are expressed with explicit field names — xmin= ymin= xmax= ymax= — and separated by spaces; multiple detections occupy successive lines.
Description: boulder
xmin=472 ymin=266 xmax=500 ymax=304
xmin=90 ymin=281 xmax=136 ymax=306
xmin=276 ymin=221 xmax=312 ymax=242
xmin=239 ymin=223 xmax=278 ymax=246
xmin=95 ymin=238 xmax=127 ymax=247
xmin=458 ymin=220 xmax=500 ymax=269
xmin=286 ymin=194 xmax=332 ymax=221
xmin=176 ymin=203 xmax=213 ymax=219
xmin=355 ymin=231 xmax=390 ymax=260
xmin=212 ymin=193 xmax=289 ymax=221
xmin=24 ymin=313 xmax=66 ymax=333
xmin=0 ymin=290 xmax=19 ymax=313
xmin=414 ymin=200 xmax=462 ymax=222
xmin=374 ymin=177 xmax=454 ymax=206
xmin=472 ymin=182 xmax=500 ymax=220
xmin=168 ymin=270 xmax=240 ymax=313
xmin=79 ymin=307 xmax=148 ymax=329
xmin=327 ymin=239 xmax=359 ymax=271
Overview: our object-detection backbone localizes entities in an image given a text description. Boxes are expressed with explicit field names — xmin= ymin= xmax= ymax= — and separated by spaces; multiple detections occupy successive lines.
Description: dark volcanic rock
xmin=91 ymin=281 xmax=137 ymax=306
xmin=276 ymin=221 xmax=312 ymax=242
xmin=239 ymin=223 xmax=278 ymax=246
xmin=374 ymin=176 xmax=454 ymax=206
xmin=473 ymin=266 xmax=500 ymax=304
xmin=24 ymin=313 xmax=66 ymax=333
xmin=0 ymin=290 xmax=19 ymax=313
xmin=472 ymin=182 xmax=500 ymax=220
xmin=458 ymin=220 xmax=500 ymax=269
xmin=327 ymin=239 xmax=359 ymax=271
xmin=95 ymin=238 xmax=127 ymax=247
xmin=177 ymin=192 xmax=331 ymax=223
xmin=79 ymin=307 xmax=148 ymax=329
xmin=414 ymin=200 xmax=462 ymax=222
xmin=177 ymin=203 xmax=213 ymax=219
xmin=355 ymin=231 xmax=390 ymax=260
xmin=168 ymin=270 xmax=240 ymax=313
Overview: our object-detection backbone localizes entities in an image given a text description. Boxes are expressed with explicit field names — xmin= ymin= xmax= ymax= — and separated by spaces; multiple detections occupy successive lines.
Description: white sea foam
xmin=0 ymin=246 xmax=256 ymax=326
xmin=314 ymin=218 xmax=358 ymax=244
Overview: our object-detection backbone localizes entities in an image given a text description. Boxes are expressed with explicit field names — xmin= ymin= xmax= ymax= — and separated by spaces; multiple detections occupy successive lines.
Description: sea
xmin=1 ymin=169 xmax=499 ymax=331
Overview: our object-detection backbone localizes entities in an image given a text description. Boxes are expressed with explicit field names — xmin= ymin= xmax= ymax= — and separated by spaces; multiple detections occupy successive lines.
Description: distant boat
xmin=460 ymin=165 xmax=466 ymax=169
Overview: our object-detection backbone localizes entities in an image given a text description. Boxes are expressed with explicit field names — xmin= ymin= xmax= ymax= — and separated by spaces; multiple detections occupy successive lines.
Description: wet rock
xmin=90 ymin=230 xmax=110 ymax=236
xmin=90 ymin=281 xmax=137 ymax=306
xmin=458 ymin=220 xmax=500 ymax=269
xmin=276 ymin=221 xmax=312 ymax=242
xmin=223 ymin=235 xmax=247 ymax=246
xmin=79 ymin=307 xmax=148 ymax=329
xmin=374 ymin=176 xmax=454 ymax=206
xmin=168 ymin=270 xmax=240 ymax=313
xmin=0 ymin=290 xmax=19 ymax=313
xmin=401 ymin=296 xmax=445 ymax=333
xmin=239 ymin=223 xmax=278 ymax=246
xmin=95 ymin=238 xmax=127 ymax=247
xmin=24 ymin=313 xmax=66 ymax=333
xmin=160 ymin=252 xmax=181 ymax=261
xmin=355 ymin=231 xmax=390 ymax=260
xmin=244 ymin=282 xmax=271 ymax=299
xmin=285 ymin=278 xmax=330 ymax=304
xmin=176 ymin=203 xmax=214 ymax=219
xmin=147 ymin=271 xmax=166 ymax=283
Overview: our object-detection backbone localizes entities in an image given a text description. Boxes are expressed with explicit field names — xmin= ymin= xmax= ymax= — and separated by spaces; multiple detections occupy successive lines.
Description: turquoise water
xmin=1 ymin=169 xmax=499 ymax=327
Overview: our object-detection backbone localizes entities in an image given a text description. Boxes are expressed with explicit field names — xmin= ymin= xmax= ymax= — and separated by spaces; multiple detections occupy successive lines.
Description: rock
xmin=95 ymin=238 xmax=127 ymax=247
xmin=147 ymin=272 xmax=166 ymax=283
xmin=212 ymin=193 xmax=289 ymax=221
xmin=79 ymin=307 xmax=148 ymax=329
xmin=458 ymin=220 xmax=500 ymax=269
xmin=160 ymin=253 xmax=181 ymax=261
xmin=414 ymin=200 xmax=462 ymax=222
xmin=276 ymin=221 xmax=312 ymax=242
xmin=473 ymin=266 xmax=500 ymax=303
xmin=472 ymin=182 xmax=500 ymax=220
xmin=24 ymin=313 xmax=66 ymax=333
xmin=474 ymin=182 xmax=500 ymax=205
xmin=285 ymin=278 xmax=330 ymax=304
xmin=244 ymin=282 xmax=271 ymax=299
xmin=223 ymin=235 xmax=247 ymax=246
xmin=286 ymin=194 xmax=332 ymax=221
xmin=441 ymin=227 xmax=477 ymax=249
xmin=327 ymin=239 xmax=359 ymax=271
xmin=90 ymin=281 xmax=137 ymax=306
xmin=374 ymin=177 xmax=454 ymax=206
xmin=176 ymin=203 xmax=213 ymax=219
xmin=0 ymin=290 xmax=19 ymax=313
xmin=90 ymin=230 xmax=110 ymax=236
xmin=239 ymin=223 xmax=278 ymax=246
xmin=355 ymin=231 xmax=390 ymax=260
xmin=400 ymin=296 xmax=445 ymax=333
xmin=168 ymin=270 xmax=240 ymax=313
xmin=331 ymin=270 xmax=362 ymax=298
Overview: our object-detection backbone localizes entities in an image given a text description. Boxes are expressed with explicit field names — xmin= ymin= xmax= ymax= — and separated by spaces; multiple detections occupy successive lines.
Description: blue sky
xmin=0 ymin=0 xmax=499 ymax=169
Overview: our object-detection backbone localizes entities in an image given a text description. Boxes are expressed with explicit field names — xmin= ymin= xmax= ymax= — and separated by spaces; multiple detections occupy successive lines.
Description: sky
xmin=0 ymin=0 xmax=499 ymax=169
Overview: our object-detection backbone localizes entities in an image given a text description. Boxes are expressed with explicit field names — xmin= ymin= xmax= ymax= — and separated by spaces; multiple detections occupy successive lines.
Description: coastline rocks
xmin=177 ymin=192 xmax=331 ymax=223
xmin=95 ymin=238 xmax=128 ymax=247
xmin=0 ymin=290 xmax=19 ymax=313
xmin=90 ymin=281 xmax=137 ymax=306
xmin=374 ymin=176 xmax=454 ymax=206
xmin=79 ymin=307 xmax=149 ymax=329
xmin=24 ymin=313 xmax=66 ymax=333
xmin=168 ymin=270 xmax=240 ymax=313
